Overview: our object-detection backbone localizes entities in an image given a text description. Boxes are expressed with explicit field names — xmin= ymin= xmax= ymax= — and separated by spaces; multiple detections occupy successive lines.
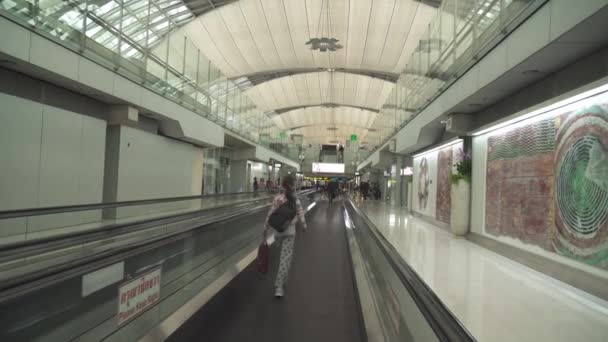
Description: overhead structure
xmin=177 ymin=0 xmax=437 ymax=144
xmin=245 ymin=71 xmax=394 ymax=113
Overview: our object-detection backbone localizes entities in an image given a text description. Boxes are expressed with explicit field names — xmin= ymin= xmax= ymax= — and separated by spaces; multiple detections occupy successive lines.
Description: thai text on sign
xmin=117 ymin=267 xmax=161 ymax=325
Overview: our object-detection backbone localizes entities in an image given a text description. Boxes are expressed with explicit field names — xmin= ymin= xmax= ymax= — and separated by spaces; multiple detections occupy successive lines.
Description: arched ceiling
xmin=178 ymin=0 xmax=438 ymax=145
xmin=245 ymin=71 xmax=394 ymax=112
xmin=183 ymin=0 xmax=437 ymax=77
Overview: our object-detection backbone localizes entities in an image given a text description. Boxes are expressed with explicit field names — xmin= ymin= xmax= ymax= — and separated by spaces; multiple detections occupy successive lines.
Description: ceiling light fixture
xmin=306 ymin=38 xmax=343 ymax=52
xmin=306 ymin=0 xmax=343 ymax=52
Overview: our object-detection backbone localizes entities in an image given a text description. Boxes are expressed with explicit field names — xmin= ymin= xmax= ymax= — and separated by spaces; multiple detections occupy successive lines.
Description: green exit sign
xmin=350 ymin=134 xmax=357 ymax=142
xmin=279 ymin=131 xmax=287 ymax=139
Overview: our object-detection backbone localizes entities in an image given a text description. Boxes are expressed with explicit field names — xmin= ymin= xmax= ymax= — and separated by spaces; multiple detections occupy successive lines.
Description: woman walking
xmin=265 ymin=174 xmax=308 ymax=298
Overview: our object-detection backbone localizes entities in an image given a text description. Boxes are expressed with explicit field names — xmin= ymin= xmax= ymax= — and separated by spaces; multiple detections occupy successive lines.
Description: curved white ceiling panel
xmin=272 ymin=106 xmax=378 ymax=130
xmin=184 ymin=0 xmax=437 ymax=78
xmin=245 ymin=71 xmax=394 ymax=111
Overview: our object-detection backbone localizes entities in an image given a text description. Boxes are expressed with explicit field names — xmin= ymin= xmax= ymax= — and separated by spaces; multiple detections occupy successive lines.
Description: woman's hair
xmin=282 ymin=174 xmax=296 ymax=204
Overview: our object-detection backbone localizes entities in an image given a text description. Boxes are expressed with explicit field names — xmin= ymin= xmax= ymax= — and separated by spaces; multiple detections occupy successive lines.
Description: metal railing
xmin=344 ymin=197 xmax=476 ymax=341
xmin=368 ymin=0 xmax=548 ymax=153
xmin=0 ymin=0 xmax=296 ymax=162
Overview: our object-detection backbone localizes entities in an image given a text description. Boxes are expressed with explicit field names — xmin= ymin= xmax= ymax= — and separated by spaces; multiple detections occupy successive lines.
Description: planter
xmin=450 ymin=179 xmax=471 ymax=236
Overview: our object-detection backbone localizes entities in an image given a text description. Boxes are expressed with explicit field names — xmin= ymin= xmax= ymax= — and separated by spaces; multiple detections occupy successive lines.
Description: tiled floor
xmin=357 ymin=200 xmax=608 ymax=342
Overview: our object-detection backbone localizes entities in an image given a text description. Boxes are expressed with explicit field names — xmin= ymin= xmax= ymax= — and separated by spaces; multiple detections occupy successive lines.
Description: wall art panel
xmin=485 ymin=93 xmax=608 ymax=269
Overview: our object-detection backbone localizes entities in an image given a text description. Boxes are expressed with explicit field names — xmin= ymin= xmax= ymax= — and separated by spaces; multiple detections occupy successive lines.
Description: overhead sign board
xmin=117 ymin=268 xmax=162 ymax=326
xmin=312 ymin=162 xmax=345 ymax=174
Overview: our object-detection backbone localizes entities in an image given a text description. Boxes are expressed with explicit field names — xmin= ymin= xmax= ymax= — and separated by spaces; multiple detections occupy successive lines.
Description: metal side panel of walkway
xmin=167 ymin=201 xmax=366 ymax=342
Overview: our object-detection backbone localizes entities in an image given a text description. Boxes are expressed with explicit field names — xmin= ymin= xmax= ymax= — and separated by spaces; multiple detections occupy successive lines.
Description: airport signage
xmin=117 ymin=267 xmax=162 ymax=325
xmin=312 ymin=162 xmax=345 ymax=174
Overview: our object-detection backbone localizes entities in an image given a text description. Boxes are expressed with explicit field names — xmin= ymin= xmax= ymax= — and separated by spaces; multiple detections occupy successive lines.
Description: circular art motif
xmin=556 ymin=135 xmax=608 ymax=235
xmin=554 ymin=105 xmax=608 ymax=263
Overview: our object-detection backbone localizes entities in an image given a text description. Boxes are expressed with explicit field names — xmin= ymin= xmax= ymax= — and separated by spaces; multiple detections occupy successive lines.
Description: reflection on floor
xmin=357 ymin=199 xmax=608 ymax=342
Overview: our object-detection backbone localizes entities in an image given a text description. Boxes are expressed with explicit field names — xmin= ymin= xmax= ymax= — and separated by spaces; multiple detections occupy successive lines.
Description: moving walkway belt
xmin=0 ymin=191 xmax=314 ymax=302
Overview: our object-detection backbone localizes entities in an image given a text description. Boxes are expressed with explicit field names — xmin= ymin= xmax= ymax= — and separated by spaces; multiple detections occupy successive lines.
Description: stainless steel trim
xmin=343 ymin=208 xmax=386 ymax=342
xmin=139 ymin=244 xmax=262 ymax=342
xmin=139 ymin=196 xmax=318 ymax=341
xmin=0 ymin=190 xmax=284 ymax=219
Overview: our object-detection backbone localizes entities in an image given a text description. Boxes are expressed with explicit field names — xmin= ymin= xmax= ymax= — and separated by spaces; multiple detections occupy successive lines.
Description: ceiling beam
xmin=287 ymin=123 xmax=380 ymax=131
xmin=232 ymin=68 xmax=400 ymax=91
xmin=182 ymin=0 xmax=238 ymax=16
xmin=269 ymin=103 xmax=380 ymax=116
xmin=414 ymin=0 xmax=443 ymax=8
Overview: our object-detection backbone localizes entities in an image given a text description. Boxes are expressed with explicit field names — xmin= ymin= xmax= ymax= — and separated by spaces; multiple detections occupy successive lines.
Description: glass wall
xmin=202 ymin=148 xmax=231 ymax=195
xmin=370 ymin=0 xmax=542 ymax=150
xmin=0 ymin=0 xmax=293 ymax=161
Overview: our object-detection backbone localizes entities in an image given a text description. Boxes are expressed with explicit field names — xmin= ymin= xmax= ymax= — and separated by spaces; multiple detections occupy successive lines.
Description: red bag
xmin=257 ymin=239 xmax=269 ymax=274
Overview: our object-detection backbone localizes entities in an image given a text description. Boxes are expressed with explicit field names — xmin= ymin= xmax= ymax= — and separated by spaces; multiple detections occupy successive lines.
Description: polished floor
xmin=357 ymin=200 xmax=608 ymax=342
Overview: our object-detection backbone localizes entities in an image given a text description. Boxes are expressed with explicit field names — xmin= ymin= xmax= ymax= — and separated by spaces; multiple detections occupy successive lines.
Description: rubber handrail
xmin=0 ymin=190 xmax=281 ymax=219
xmin=0 ymin=190 xmax=317 ymax=303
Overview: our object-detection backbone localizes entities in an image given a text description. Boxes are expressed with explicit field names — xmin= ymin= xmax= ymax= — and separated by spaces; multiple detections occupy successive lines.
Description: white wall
xmin=470 ymin=137 xmax=488 ymax=235
xmin=0 ymin=93 xmax=106 ymax=243
xmin=0 ymin=15 xmax=224 ymax=148
xmin=113 ymin=126 xmax=203 ymax=201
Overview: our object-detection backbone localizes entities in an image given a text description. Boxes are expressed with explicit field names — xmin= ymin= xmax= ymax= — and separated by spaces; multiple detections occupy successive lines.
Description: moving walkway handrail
xmin=0 ymin=189 xmax=315 ymax=253
xmin=346 ymin=198 xmax=476 ymax=342
xmin=0 ymin=190 xmax=277 ymax=220
xmin=0 ymin=191 xmax=317 ymax=303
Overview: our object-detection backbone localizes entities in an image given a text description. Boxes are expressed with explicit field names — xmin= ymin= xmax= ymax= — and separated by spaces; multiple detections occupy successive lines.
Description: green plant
xmin=451 ymin=149 xmax=472 ymax=184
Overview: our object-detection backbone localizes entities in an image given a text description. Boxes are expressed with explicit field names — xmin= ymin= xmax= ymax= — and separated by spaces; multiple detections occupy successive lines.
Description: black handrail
xmin=345 ymin=198 xmax=476 ymax=342
xmin=0 ymin=190 xmax=318 ymax=303
xmin=0 ymin=190 xmax=276 ymax=220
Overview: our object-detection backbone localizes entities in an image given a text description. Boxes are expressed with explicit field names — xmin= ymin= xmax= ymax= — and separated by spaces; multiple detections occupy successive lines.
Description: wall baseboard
xmin=467 ymin=232 xmax=608 ymax=301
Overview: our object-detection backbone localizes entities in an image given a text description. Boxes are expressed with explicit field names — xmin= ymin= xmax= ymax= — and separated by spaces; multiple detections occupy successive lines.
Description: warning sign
xmin=117 ymin=268 xmax=162 ymax=326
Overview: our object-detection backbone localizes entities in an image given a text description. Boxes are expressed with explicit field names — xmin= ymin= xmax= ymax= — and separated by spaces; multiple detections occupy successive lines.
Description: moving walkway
xmin=0 ymin=191 xmax=474 ymax=342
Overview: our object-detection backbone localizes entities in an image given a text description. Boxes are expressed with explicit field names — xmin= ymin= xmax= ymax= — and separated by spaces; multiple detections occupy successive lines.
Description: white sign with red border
xmin=117 ymin=267 xmax=162 ymax=326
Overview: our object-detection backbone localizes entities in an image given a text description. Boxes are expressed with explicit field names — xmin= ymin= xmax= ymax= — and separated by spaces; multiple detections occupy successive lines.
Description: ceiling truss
xmin=271 ymin=103 xmax=380 ymax=116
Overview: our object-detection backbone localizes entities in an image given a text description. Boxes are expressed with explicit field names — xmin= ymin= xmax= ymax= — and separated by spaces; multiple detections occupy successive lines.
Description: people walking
xmin=264 ymin=174 xmax=308 ymax=298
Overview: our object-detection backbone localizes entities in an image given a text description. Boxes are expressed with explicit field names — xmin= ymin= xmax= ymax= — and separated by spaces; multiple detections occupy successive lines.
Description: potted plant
xmin=450 ymin=149 xmax=472 ymax=235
